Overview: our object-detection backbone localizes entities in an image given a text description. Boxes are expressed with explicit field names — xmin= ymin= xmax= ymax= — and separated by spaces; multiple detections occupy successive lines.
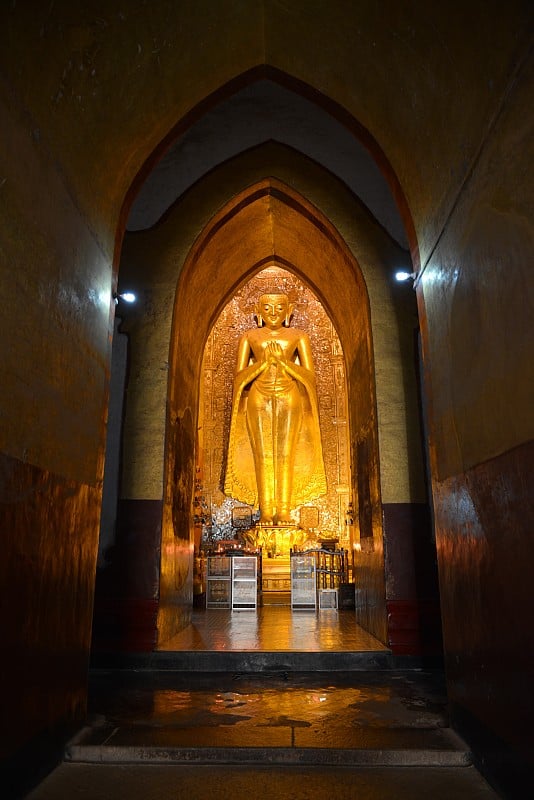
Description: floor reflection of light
xmin=153 ymin=690 xmax=193 ymax=721
xmin=228 ymin=611 xmax=260 ymax=649
xmin=161 ymin=603 xmax=387 ymax=653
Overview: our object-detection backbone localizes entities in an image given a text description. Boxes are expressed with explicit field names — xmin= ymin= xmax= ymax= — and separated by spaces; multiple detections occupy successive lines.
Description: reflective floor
xmin=160 ymin=605 xmax=388 ymax=652
xmin=29 ymin=670 xmax=500 ymax=799
xmin=83 ymin=669 xmax=452 ymax=751
xmin=25 ymin=612 xmax=502 ymax=799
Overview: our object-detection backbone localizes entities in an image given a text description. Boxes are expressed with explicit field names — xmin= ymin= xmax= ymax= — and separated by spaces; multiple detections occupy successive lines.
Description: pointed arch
xmin=115 ymin=67 xmax=419 ymax=275
xmin=158 ymin=178 xmax=387 ymax=644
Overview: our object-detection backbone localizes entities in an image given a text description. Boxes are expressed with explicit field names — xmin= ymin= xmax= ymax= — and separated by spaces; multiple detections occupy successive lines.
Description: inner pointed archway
xmin=159 ymin=178 xmax=385 ymax=647
xmin=199 ymin=265 xmax=351 ymax=552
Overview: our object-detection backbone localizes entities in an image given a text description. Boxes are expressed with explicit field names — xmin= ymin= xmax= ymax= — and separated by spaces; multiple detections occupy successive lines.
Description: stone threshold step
xmin=65 ymin=741 xmax=472 ymax=768
xmin=90 ymin=652 xmax=443 ymax=673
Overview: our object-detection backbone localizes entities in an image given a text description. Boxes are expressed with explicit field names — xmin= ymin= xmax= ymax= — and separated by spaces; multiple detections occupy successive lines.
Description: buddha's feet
xmin=276 ymin=510 xmax=293 ymax=525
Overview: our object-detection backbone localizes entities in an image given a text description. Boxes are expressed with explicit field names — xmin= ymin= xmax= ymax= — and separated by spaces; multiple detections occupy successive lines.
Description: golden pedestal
xmin=242 ymin=524 xmax=318 ymax=597
xmin=243 ymin=524 xmax=316 ymax=556
xmin=262 ymin=555 xmax=291 ymax=593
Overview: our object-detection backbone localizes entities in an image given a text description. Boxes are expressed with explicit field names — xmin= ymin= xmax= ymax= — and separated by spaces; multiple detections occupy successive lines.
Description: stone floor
xmin=22 ymin=607 xmax=503 ymax=798
xmin=82 ymin=668 xmax=456 ymax=752
xmin=26 ymin=761 xmax=502 ymax=799
xmin=25 ymin=669 xmax=501 ymax=799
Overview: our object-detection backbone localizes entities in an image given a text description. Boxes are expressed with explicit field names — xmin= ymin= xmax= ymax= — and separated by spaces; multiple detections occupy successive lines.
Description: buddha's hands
xmin=264 ymin=341 xmax=286 ymax=366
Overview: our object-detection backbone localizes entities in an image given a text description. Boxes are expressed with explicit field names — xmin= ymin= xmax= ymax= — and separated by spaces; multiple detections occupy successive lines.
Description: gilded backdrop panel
xmin=198 ymin=266 xmax=351 ymax=545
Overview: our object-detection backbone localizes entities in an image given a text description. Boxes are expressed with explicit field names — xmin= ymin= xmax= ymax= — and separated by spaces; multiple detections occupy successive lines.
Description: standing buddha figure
xmin=224 ymin=292 xmax=326 ymax=525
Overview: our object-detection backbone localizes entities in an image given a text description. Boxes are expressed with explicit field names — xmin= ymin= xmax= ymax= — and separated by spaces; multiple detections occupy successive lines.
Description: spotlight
xmin=113 ymin=291 xmax=137 ymax=305
xmin=120 ymin=292 xmax=136 ymax=303
xmin=395 ymin=270 xmax=416 ymax=282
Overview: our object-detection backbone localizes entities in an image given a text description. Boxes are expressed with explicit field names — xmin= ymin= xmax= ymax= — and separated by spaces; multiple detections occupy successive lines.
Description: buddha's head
xmin=256 ymin=293 xmax=294 ymax=329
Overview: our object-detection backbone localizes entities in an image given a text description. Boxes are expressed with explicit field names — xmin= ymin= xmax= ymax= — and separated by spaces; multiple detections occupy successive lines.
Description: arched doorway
xmin=158 ymin=178 xmax=405 ymax=648
xmin=93 ymin=75 xmax=432 ymax=659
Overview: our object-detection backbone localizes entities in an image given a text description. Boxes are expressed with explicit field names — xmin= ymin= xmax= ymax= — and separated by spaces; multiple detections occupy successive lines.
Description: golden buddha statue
xmin=224 ymin=292 xmax=327 ymax=525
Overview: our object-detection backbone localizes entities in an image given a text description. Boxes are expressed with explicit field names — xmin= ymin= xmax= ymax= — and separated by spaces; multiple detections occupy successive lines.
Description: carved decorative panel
xmin=199 ymin=266 xmax=351 ymax=544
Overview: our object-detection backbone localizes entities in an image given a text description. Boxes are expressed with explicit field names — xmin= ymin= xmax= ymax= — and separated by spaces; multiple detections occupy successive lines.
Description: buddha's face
xmin=258 ymin=294 xmax=289 ymax=329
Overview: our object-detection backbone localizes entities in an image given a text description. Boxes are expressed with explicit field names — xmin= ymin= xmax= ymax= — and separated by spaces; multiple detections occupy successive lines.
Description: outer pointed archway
xmin=159 ymin=178 xmax=386 ymax=647
xmin=118 ymin=66 xmax=420 ymax=273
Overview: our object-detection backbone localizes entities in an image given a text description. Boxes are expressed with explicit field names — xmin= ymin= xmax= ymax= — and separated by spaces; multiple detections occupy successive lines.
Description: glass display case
xmin=206 ymin=555 xmax=232 ymax=608
xmin=231 ymin=556 xmax=258 ymax=611
xmin=290 ymin=554 xmax=317 ymax=610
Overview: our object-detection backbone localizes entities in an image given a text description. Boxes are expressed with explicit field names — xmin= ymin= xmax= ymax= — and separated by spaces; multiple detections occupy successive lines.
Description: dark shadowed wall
xmin=0 ymin=5 xmax=532 ymax=797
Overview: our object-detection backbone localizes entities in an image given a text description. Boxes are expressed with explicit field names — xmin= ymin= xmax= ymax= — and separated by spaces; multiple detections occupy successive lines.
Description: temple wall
xmin=418 ymin=46 xmax=534 ymax=793
xmin=0 ymin=1 xmax=265 ymax=250
xmin=432 ymin=443 xmax=533 ymax=791
xmin=0 ymin=80 xmax=109 ymax=764
xmin=0 ymin=455 xmax=101 ymax=764
xmin=0 ymin=82 xmax=112 ymax=482
xmin=420 ymin=49 xmax=534 ymax=478
xmin=2 ymin=2 xmax=529 ymax=271
xmin=264 ymin=0 xmax=531 ymax=270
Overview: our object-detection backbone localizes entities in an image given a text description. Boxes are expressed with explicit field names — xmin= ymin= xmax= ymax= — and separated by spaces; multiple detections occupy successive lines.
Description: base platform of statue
xmin=262 ymin=555 xmax=291 ymax=593
xmin=242 ymin=524 xmax=317 ymax=557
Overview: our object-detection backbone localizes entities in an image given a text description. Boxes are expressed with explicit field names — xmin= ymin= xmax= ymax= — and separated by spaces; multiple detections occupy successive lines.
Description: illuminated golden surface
xmin=200 ymin=267 xmax=351 ymax=545
xmin=225 ymin=291 xmax=326 ymax=526
xmin=243 ymin=526 xmax=312 ymax=556
xmin=161 ymin=606 xmax=387 ymax=652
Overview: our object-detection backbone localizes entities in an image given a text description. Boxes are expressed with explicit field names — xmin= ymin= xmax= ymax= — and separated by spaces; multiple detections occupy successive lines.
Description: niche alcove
xmin=159 ymin=179 xmax=386 ymax=645
xmin=97 ymin=144 xmax=427 ymax=657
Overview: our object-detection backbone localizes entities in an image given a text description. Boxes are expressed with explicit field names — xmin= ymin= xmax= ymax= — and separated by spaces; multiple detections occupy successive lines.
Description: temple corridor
xmin=1 ymin=3 xmax=532 ymax=799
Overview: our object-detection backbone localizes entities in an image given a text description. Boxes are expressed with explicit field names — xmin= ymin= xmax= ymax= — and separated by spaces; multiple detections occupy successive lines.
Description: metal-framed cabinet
xmin=318 ymin=587 xmax=338 ymax=610
xmin=206 ymin=555 xmax=232 ymax=609
xmin=231 ymin=556 xmax=258 ymax=611
xmin=290 ymin=554 xmax=317 ymax=610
